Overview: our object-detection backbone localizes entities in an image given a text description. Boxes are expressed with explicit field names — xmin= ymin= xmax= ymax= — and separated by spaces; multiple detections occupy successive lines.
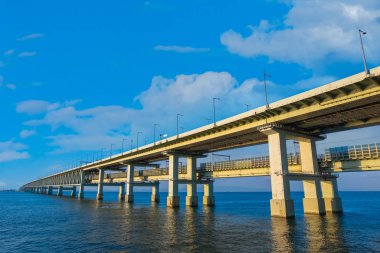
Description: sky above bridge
xmin=1 ymin=0 xmax=380 ymax=190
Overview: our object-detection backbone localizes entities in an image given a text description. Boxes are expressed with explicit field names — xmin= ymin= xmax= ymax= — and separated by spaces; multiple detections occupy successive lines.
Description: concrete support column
xmin=186 ymin=156 xmax=198 ymax=207
xmin=151 ymin=181 xmax=160 ymax=202
xmin=118 ymin=183 xmax=125 ymax=201
xmin=299 ymin=139 xmax=325 ymax=215
xmin=167 ymin=154 xmax=180 ymax=207
xmin=203 ymin=181 xmax=215 ymax=206
xmin=126 ymin=165 xmax=134 ymax=203
xmin=57 ymin=186 xmax=63 ymax=196
xmin=71 ymin=186 xmax=76 ymax=197
xmin=78 ymin=171 xmax=85 ymax=199
xmin=321 ymin=178 xmax=343 ymax=213
xmin=97 ymin=169 xmax=105 ymax=200
xmin=262 ymin=128 xmax=294 ymax=218
xmin=47 ymin=186 xmax=53 ymax=195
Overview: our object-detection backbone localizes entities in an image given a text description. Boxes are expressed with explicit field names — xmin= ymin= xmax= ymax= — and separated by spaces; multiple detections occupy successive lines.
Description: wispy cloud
xmin=18 ymin=51 xmax=37 ymax=57
xmin=0 ymin=140 xmax=29 ymax=162
xmin=18 ymin=33 xmax=44 ymax=41
xmin=6 ymin=84 xmax=16 ymax=90
xmin=154 ymin=45 xmax=210 ymax=53
xmin=20 ymin=130 xmax=36 ymax=139
xmin=4 ymin=49 xmax=15 ymax=56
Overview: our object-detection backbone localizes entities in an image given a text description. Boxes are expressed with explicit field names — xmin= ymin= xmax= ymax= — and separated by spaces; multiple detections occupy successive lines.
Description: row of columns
xmin=26 ymin=185 xmax=76 ymax=197
xmin=261 ymin=126 xmax=343 ymax=218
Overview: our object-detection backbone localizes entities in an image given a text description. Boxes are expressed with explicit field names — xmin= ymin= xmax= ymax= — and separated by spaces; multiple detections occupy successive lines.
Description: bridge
xmin=20 ymin=66 xmax=380 ymax=218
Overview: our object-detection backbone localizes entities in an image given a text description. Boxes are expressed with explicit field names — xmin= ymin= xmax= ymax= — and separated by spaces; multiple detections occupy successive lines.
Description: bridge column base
xmin=125 ymin=195 xmax=134 ymax=203
xmin=96 ymin=193 xmax=103 ymax=200
xmin=71 ymin=187 xmax=76 ymax=197
xmin=57 ymin=186 xmax=63 ymax=196
xmin=323 ymin=197 xmax=343 ymax=213
xmin=203 ymin=196 xmax=215 ymax=206
xmin=167 ymin=196 xmax=180 ymax=207
xmin=78 ymin=192 xmax=84 ymax=199
xmin=270 ymin=199 xmax=295 ymax=218
xmin=303 ymin=198 xmax=326 ymax=214
xmin=186 ymin=196 xmax=198 ymax=207
xmin=118 ymin=193 xmax=125 ymax=201
xmin=151 ymin=194 xmax=160 ymax=203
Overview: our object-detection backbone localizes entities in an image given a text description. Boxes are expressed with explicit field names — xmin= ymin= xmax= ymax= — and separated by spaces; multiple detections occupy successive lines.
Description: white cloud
xmin=18 ymin=33 xmax=44 ymax=41
xmin=221 ymin=0 xmax=380 ymax=67
xmin=4 ymin=49 xmax=15 ymax=55
xmin=18 ymin=72 xmax=276 ymax=153
xmin=0 ymin=140 xmax=30 ymax=163
xmin=20 ymin=130 xmax=36 ymax=139
xmin=154 ymin=45 xmax=210 ymax=53
xmin=6 ymin=83 xmax=16 ymax=90
xmin=18 ymin=51 xmax=37 ymax=57
xmin=16 ymin=100 xmax=60 ymax=114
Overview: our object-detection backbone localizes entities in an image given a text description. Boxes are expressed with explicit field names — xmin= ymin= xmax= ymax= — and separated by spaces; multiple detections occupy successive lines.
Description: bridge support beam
xmin=299 ymin=139 xmax=325 ymax=215
xmin=118 ymin=183 xmax=125 ymax=201
xmin=151 ymin=181 xmax=160 ymax=203
xmin=126 ymin=165 xmax=134 ymax=203
xmin=47 ymin=186 xmax=53 ymax=195
xmin=203 ymin=181 xmax=215 ymax=206
xmin=57 ymin=186 xmax=63 ymax=196
xmin=186 ymin=156 xmax=198 ymax=207
xmin=97 ymin=169 xmax=105 ymax=200
xmin=71 ymin=186 xmax=76 ymax=197
xmin=321 ymin=178 xmax=343 ymax=213
xmin=167 ymin=154 xmax=180 ymax=207
xmin=78 ymin=171 xmax=85 ymax=199
xmin=261 ymin=127 xmax=294 ymax=218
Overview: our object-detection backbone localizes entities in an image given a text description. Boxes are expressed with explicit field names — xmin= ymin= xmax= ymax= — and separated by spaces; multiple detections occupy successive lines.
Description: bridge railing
xmin=324 ymin=143 xmax=380 ymax=161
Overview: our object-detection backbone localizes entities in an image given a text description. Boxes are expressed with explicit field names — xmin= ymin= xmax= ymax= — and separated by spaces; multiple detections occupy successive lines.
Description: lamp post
xmin=205 ymin=118 xmax=211 ymax=124
xmin=358 ymin=29 xmax=370 ymax=75
xmin=263 ymin=70 xmax=271 ymax=109
xmin=100 ymin=147 xmax=104 ymax=160
xmin=153 ymin=124 xmax=160 ymax=145
xmin=176 ymin=114 xmax=183 ymax=138
xmin=130 ymin=139 xmax=133 ymax=151
xmin=121 ymin=138 xmax=127 ymax=154
xmin=110 ymin=144 xmax=114 ymax=158
xmin=245 ymin=104 xmax=251 ymax=111
xmin=137 ymin=132 xmax=142 ymax=150
xmin=213 ymin=97 xmax=220 ymax=126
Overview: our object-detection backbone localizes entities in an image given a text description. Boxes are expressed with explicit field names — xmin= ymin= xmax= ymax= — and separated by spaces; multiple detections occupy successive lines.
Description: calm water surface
xmin=1 ymin=191 xmax=380 ymax=252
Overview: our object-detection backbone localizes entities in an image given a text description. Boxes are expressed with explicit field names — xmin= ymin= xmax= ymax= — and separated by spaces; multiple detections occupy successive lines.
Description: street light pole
xmin=110 ymin=144 xmax=114 ymax=158
xmin=205 ymin=118 xmax=211 ymax=124
xmin=245 ymin=104 xmax=251 ymax=111
xmin=263 ymin=70 xmax=271 ymax=109
xmin=154 ymin=124 xmax=159 ymax=145
xmin=137 ymin=132 xmax=142 ymax=150
xmin=121 ymin=138 xmax=127 ymax=154
xmin=358 ymin=29 xmax=370 ymax=75
xmin=176 ymin=114 xmax=183 ymax=138
xmin=213 ymin=97 xmax=220 ymax=126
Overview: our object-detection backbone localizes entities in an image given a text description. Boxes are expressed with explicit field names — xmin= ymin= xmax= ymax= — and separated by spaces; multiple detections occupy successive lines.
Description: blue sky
xmin=1 ymin=0 xmax=380 ymax=191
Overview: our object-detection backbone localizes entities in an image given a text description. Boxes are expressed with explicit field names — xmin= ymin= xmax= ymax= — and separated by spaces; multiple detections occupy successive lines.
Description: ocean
xmin=1 ymin=191 xmax=379 ymax=252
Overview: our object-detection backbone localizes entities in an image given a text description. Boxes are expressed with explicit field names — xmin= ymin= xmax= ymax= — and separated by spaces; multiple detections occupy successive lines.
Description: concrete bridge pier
xmin=97 ymin=169 xmax=105 ymax=200
xmin=321 ymin=178 xmax=343 ymax=213
xmin=78 ymin=171 xmax=85 ymax=199
xmin=57 ymin=186 xmax=63 ymax=196
xmin=167 ymin=154 xmax=180 ymax=207
xmin=47 ymin=186 xmax=53 ymax=195
xmin=261 ymin=127 xmax=294 ymax=218
xmin=299 ymin=138 xmax=326 ymax=215
xmin=71 ymin=186 xmax=77 ymax=197
xmin=151 ymin=181 xmax=160 ymax=203
xmin=118 ymin=183 xmax=125 ymax=201
xmin=126 ymin=165 xmax=134 ymax=203
xmin=186 ymin=156 xmax=198 ymax=207
xmin=203 ymin=181 xmax=215 ymax=206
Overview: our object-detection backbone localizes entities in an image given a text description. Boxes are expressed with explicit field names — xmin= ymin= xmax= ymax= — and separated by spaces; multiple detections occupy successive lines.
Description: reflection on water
xmin=1 ymin=192 xmax=380 ymax=252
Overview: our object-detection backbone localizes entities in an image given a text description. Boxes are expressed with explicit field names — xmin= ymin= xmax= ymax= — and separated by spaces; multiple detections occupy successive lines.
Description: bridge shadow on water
xmin=1 ymin=191 xmax=380 ymax=252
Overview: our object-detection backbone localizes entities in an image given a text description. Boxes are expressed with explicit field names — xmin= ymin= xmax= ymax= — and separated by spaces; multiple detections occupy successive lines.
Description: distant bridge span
xmin=21 ymin=67 xmax=380 ymax=218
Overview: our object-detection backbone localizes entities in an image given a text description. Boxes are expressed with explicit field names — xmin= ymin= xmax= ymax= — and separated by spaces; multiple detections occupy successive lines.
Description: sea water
xmin=1 ymin=191 xmax=379 ymax=252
